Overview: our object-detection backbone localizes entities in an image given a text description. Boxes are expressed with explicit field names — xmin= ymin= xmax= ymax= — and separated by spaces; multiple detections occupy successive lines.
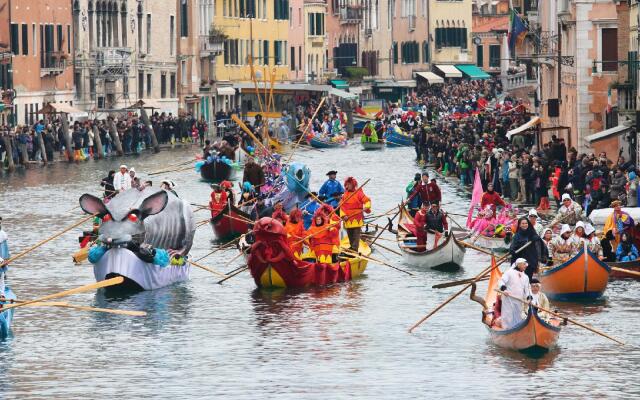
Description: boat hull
xmin=308 ymin=137 xmax=344 ymax=149
xmin=361 ymin=141 xmax=385 ymax=151
xmin=200 ymin=160 xmax=236 ymax=183
xmin=0 ymin=287 xmax=16 ymax=339
xmin=385 ymin=131 xmax=413 ymax=147
xmin=470 ymin=234 xmax=510 ymax=253
xmin=210 ymin=204 xmax=252 ymax=242
xmin=487 ymin=307 xmax=561 ymax=352
xmin=93 ymin=248 xmax=190 ymax=291
xmin=540 ymin=248 xmax=610 ymax=301
xmin=608 ymin=259 xmax=640 ymax=280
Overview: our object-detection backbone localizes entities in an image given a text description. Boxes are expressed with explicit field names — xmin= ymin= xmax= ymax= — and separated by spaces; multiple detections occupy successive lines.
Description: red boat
xmin=247 ymin=218 xmax=368 ymax=289
xmin=210 ymin=203 xmax=253 ymax=242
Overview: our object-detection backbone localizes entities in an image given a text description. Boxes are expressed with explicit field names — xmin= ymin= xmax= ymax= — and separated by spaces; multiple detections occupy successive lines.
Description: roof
xmin=330 ymin=79 xmax=349 ymax=89
xmin=473 ymin=16 xmax=510 ymax=33
xmin=375 ymin=80 xmax=417 ymax=88
xmin=329 ymin=87 xmax=358 ymax=100
xmin=38 ymin=103 xmax=84 ymax=114
xmin=455 ymin=64 xmax=491 ymax=80
xmin=233 ymin=82 xmax=331 ymax=92
xmin=435 ymin=65 xmax=463 ymax=78
xmin=133 ymin=99 xmax=164 ymax=109
xmin=415 ymin=71 xmax=444 ymax=84
xmin=506 ymin=116 xmax=541 ymax=139
xmin=585 ymin=124 xmax=632 ymax=143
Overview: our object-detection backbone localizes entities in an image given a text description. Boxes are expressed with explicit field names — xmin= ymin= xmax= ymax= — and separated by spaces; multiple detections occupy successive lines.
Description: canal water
xmin=0 ymin=144 xmax=638 ymax=398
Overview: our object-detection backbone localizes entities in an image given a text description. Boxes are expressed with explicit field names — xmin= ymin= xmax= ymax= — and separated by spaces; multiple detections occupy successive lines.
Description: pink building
xmin=289 ymin=0 xmax=305 ymax=81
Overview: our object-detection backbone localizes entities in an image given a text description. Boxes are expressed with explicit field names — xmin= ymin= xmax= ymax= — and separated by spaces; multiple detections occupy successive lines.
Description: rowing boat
xmin=539 ymin=244 xmax=611 ymax=301
xmin=608 ymin=259 xmax=640 ymax=280
xmin=384 ymin=129 xmax=413 ymax=147
xmin=471 ymin=263 xmax=562 ymax=353
xmin=361 ymin=141 xmax=385 ymax=151
xmin=247 ymin=217 xmax=367 ymax=289
xmin=0 ymin=287 xmax=17 ymax=339
xmin=200 ymin=159 xmax=237 ymax=183
xmin=469 ymin=233 xmax=510 ymax=253
xmin=308 ymin=135 xmax=347 ymax=149
xmin=210 ymin=203 xmax=252 ymax=242
xmin=396 ymin=206 xmax=465 ymax=270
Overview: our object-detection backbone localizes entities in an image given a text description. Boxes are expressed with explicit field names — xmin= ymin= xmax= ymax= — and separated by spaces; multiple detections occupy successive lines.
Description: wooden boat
xmin=539 ymin=245 xmax=611 ymax=301
xmin=210 ymin=203 xmax=253 ymax=242
xmin=396 ymin=206 xmax=465 ymax=270
xmin=608 ymin=259 xmax=640 ymax=280
xmin=246 ymin=217 xmax=367 ymax=289
xmin=200 ymin=159 xmax=237 ymax=183
xmin=384 ymin=129 xmax=413 ymax=147
xmin=468 ymin=233 xmax=510 ymax=253
xmin=471 ymin=265 xmax=562 ymax=352
xmin=0 ymin=287 xmax=17 ymax=339
xmin=361 ymin=140 xmax=385 ymax=151
xmin=308 ymin=135 xmax=346 ymax=149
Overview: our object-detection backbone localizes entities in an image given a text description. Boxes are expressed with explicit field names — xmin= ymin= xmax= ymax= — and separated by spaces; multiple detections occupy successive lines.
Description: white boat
xmin=468 ymin=233 xmax=510 ymax=253
xmin=94 ymin=248 xmax=190 ymax=291
xmin=397 ymin=206 xmax=466 ymax=270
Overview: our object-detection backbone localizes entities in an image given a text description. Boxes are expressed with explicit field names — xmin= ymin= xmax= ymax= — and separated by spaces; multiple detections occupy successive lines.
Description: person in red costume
xmin=209 ymin=183 xmax=228 ymax=218
xmin=413 ymin=203 xmax=429 ymax=252
xmin=340 ymin=177 xmax=372 ymax=251
xmin=318 ymin=203 xmax=341 ymax=259
xmin=411 ymin=173 xmax=442 ymax=205
xmin=305 ymin=210 xmax=338 ymax=263
xmin=284 ymin=209 xmax=305 ymax=258
xmin=271 ymin=202 xmax=289 ymax=226
xmin=480 ymin=183 xmax=506 ymax=217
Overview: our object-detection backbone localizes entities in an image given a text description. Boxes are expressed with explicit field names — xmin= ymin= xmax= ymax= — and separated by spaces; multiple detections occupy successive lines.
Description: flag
xmin=467 ymin=168 xmax=484 ymax=228
xmin=606 ymin=87 xmax=612 ymax=113
xmin=508 ymin=9 xmax=528 ymax=54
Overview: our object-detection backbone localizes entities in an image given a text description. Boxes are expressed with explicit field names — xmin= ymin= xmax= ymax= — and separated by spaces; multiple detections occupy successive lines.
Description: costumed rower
xmin=300 ymin=192 xmax=320 ymax=230
xmin=426 ymin=201 xmax=448 ymax=248
xmin=480 ymin=182 xmax=506 ymax=217
xmin=498 ymin=258 xmax=531 ymax=330
xmin=340 ymin=177 xmax=372 ymax=252
xmin=528 ymin=278 xmax=550 ymax=320
xmin=318 ymin=203 xmax=342 ymax=259
xmin=284 ymin=209 xmax=305 ymax=258
xmin=209 ymin=183 xmax=228 ymax=218
xmin=527 ymin=209 xmax=544 ymax=236
xmin=413 ymin=203 xmax=429 ymax=252
xmin=406 ymin=173 xmax=422 ymax=216
xmin=319 ymin=170 xmax=344 ymax=209
xmin=305 ymin=210 xmax=337 ymax=263
xmin=548 ymin=224 xmax=579 ymax=263
xmin=361 ymin=121 xmax=379 ymax=143
xmin=603 ymin=200 xmax=635 ymax=249
xmin=549 ymin=193 xmax=583 ymax=227
xmin=113 ymin=164 xmax=132 ymax=193
xmin=509 ymin=216 xmax=548 ymax=280
xmin=271 ymin=202 xmax=289 ymax=226
xmin=0 ymin=217 xmax=9 ymax=296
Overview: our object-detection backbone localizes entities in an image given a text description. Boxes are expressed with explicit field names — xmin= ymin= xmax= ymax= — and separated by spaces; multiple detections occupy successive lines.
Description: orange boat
xmin=471 ymin=263 xmax=562 ymax=353
xmin=539 ymin=245 xmax=611 ymax=301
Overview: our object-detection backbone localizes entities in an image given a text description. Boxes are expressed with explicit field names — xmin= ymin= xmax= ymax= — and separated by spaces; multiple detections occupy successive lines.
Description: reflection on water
xmin=1 ymin=145 xmax=640 ymax=398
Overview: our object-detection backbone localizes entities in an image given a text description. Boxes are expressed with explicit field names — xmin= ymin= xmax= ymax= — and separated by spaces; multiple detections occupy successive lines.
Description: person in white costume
xmin=113 ymin=164 xmax=132 ymax=193
xmin=498 ymin=258 xmax=531 ymax=329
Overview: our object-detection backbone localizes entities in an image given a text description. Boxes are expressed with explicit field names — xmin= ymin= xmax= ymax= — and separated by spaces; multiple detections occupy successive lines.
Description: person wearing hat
xmin=527 ymin=209 xmax=543 ymax=236
xmin=242 ymin=156 xmax=265 ymax=188
xmin=480 ymin=182 xmax=506 ymax=218
xmin=412 ymin=203 xmax=429 ymax=252
xmin=573 ymin=221 xmax=586 ymax=243
xmin=584 ymin=223 xmax=604 ymax=260
xmin=510 ymin=216 xmax=548 ymax=279
xmin=603 ymin=199 xmax=635 ymax=249
xmin=299 ymin=192 xmax=320 ymax=230
xmin=548 ymin=224 xmax=579 ymax=264
xmin=319 ymin=171 xmax=344 ymax=209
xmin=528 ymin=278 xmax=550 ymax=320
xmin=340 ymin=177 xmax=372 ymax=251
xmin=113 ymin=164 xmax=132 ymax=193
xmin=498 ymin=258 xmax=531 ymax=329
xmin=549 ymin=193 xmax=583 ymax=227
xmin=405 ymin=173 xmax=423 ymax=217
xmin=129 ymin=167 xmax=140 ymax=189
xmin=100 ymin=170 xmax=116 ymax=199
xmin=209 ymin=183 xmax=228 ymax=218
xmin=161 ymin=180 xmax=178 ymax=197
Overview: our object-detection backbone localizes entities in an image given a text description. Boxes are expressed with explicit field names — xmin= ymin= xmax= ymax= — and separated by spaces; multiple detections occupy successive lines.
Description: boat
xmin=210 ymin=203 xmax=253 ymax=242
xmin=361 ymin=140 xmax=385 ymax=151
xmin=384 ymin=129 xmax=413 ymax=147
xmin=308 ymin=135 xmax=347 ymax=149
xmin=0 ymin=287 xmax=17 ymax=339
xmin=396 ymin=206 xmax=466 ymax=270
xmin=471 ymin=264 xmax=562 ymax=353
xmin=247 ymin=217 xmax=368 ymax=289
xmin=539 ymin=245 xmax=611 ymax=301
xmin=608 ymin=259 xmax=640 ymax=280
xmin=200 ymin=159 xmax=237 ymax=183
xmin=467 ymin=233 xmax=510 ymax=253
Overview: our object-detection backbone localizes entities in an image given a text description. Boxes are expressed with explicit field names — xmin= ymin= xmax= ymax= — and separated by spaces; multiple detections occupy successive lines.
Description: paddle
xmin=15 ymin=300 xmax=146 ymax=316
xmin=496 ymin=289 xmax=626 ymax=346
xmin=432 ymin=276 xmax=490 ymax=289
xmin=458 ymin=240 xmax=494 ymax=256
xmin=1 ymin=214 xmax=96 ymax=268
xmin=0 ymin=277 xmax=125 ymax=312
xmin=408 ymin=241 xmax=532 ymax=333
xmin=217 ymin=266 xmax=249 ymax=284
xmin=148 ymin=158 xmax=197 ymax=176
xmin=610 ymin=266 xmax=640 ymax=278
xmin=368 ymin=241 xmax=403 ymax=257
xmin=341 ymin=248 xmax=413 ymax=276
xmin=368 ymin=197 xmax=418 ymax=248
xmin=189 ymin=260 xmax=229 ymax=278
xmin=193 ymin=235 xmax=244 ymax=263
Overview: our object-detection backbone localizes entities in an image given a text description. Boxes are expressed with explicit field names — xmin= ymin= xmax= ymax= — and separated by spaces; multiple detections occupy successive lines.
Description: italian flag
xmin=607 ymin=87 xmax=612 ymax=113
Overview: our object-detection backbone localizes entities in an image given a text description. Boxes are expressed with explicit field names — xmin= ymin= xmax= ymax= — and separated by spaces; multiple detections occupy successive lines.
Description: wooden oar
xmin=610 ymin=266 xmax=640 ymax=278
xmin=0 ymin=277 xmax=125 ymax=312
xmin=148 ymin=158 xmax=197 ymax=175
xmin=408 ymin=241 xmax=531 ymax=333
xmin=1 ymin=214 xmax=96 ymax=268
xmin=367 ymin=240 xmax=403 ymax=256
xmin=15 ymin=300 xmax=146 ymax=316
xmin=459 ymin=241 xmax=493 ymax=256
xmin=193 ymin=235 xmax=244 ymax=263
xmin=496 ymin=289 xmax=626 ymax=346
xmin=217 ymin=265 xmax=249 ymax=284
xmin=189 ymin=260 xmax=229 ymax=278
xmin=341 ymin=248 xmax=413 ymax=276
xmin=432 ymin=276 xmax=489 ymax=289
xmin=287 ymin=97 xmax=327 ymax=164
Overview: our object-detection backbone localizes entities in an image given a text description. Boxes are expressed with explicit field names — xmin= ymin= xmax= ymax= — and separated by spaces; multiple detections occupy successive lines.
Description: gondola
xmin=608 ymin=259 xmax=640 ymax=280
xmin=0 ymin=287 xmax=17 ymax=339
xmin=308 ymin=135 xmax=347 ymax=149
xmin=471 ymin=265 xmax=562 ymax=353
xmin=384 ymin=129 xmax=413 ymax=147
xmin=246 ymin=217 xmax=368 ymax=290
xmin=361 ymin=140 xmax=385 ymax=151
xmin=396 ymin=206 xmax=465 ymax=270
xmin=200 ymin=159 xmax=237 ymax=183
xmin=539 ymin=245 xmax=611 ymax=301
xmin=467 ymin=233 xmax=510 ymax=253
xmin=210 ymin=203 xmax=253 ymax=242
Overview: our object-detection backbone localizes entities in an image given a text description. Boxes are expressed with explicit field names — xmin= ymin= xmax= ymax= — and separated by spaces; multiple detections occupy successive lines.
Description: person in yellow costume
xmin=603 ymin=200 xmax=635 ymax=249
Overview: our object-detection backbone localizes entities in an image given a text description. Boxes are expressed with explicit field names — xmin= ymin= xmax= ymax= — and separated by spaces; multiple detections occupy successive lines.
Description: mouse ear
xmin=139 ymin=191 xmax=168 ymax=219
xmin=79 ymin=194 xmax=108 ymax=216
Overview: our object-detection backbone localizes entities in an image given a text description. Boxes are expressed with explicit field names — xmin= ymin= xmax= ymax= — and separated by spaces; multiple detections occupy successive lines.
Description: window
xmin=10 ymin=24 xmax=18 ymax=55
xmin=170 ymin=16 xmax=175 ymax=55
xmin=57 ymin=24 xmax=63 ymax=52
xmin=170 ymin=73 xmax=176 ymax=97
xmin=309 ymin=13 xmax=324 ymax=36
xmin=161 ymin=73 xmax=167 ymax=98
xmin=121 ymin=6 xmax=127 ymax=46
xmin=263 ymin=40 xmax=269 ymax=65
xmin=489 ymin=45 xmax=500 ymax=67
xmin=138 ymin=71 xmax=144 ymax=98
xmin=147 ymin=14 xmax=152 ymax=53
xmin=298 ymin=45 xmax=301 ymax=71
xmin=90 ymin=76 xmax=96 ymax=100
xmin=602 ymin=28 xmax=618 ymax=72
xmin=393 ymin=42 xmax=398 ymax=64
xmin=224 ymin=39 xmax=240 ymax=65
xmin=476 ymin=45 xmax=484 ymax=67
xmin=258 ymin=40 xmax=263 ymax=64
xmin=423 ymin=41 xmax=429 ymax=63
xmin=274 ymin=0 xmax=289 ymax=20
xmin=401 ymin=41 xmax=419 ymax=64
xmin=74 ymin=72 xmax=82 ymax=98
xmin=21 ymin=24 xmax=28 ymax=55
xmin=181 ymin=0 xmax=189 ymax=37
xmin=435 ymin=27 xmax=468 ymax=49
xmin=147 ymin=73 xmax=152 ymax=98
xmin=291 ymin=46 xmax=296 ymax=70
xmin=67 ymin=25 xmax=71 ymax=53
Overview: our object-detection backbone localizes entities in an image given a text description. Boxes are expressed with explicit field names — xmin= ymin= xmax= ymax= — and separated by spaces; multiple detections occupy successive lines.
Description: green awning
xmin=455 ymin=64 xmax=491 ymax=80
xmin=330 ymin=79 xmax=349 ymax=89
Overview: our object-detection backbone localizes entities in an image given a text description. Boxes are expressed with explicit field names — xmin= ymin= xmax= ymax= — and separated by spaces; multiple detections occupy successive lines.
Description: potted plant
xmin=209 ymin=26 xmax=228 ymax=43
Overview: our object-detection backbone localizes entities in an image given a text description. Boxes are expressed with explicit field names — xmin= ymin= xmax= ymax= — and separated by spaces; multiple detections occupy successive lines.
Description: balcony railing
xmin=340 ymin=6 xmax=362 ymax=24
xmin=504 ymin=71 xmax=529 ymax=91
xmin=617 ymin=84 xmax=637 ymax=115
xmin=40 ymin=52 xmax=67 ymax=77
xmin=408 ymin=15 xmax=416 ymax=31
xmin=199 ymin=35 xmax=224 ymax=58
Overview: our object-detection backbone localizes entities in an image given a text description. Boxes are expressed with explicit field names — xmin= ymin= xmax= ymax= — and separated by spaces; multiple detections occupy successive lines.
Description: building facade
xmin=289 ymin=0 xmax=306 ymax=81
xmin=391 ymin=0 xmax=430 ymax=81
xmin=1 ymin=0 xmax=74 ymax=126
xmin=73 ymin=0 xmax=178 ymax=116
xmin=428 ymin=0 xmax=473 ymax=65
xmin=304 ymin=0 xmax=328 ymax=83
xmin=472 ymin=0 xmax=508 ymax=75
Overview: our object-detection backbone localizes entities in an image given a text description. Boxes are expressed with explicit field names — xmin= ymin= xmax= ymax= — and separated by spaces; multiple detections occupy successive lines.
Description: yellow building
xmin=429 ymin=0 xmax=474 ymax=66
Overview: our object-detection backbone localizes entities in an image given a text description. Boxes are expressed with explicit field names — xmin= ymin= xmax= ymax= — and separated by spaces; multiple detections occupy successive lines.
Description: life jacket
xmin=209 ymin=190 xmax=228 ymax=217
xmin=340 ymin=189 xmax=371 ymax=228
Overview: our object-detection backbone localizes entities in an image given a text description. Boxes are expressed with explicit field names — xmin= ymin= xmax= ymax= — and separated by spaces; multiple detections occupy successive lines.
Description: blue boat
xmin=0 ymin=286 xmax=17 ymax=339
xmin=385 ymin=129 xmax=414 ymax=147
xmin=308 ymin=136 xmax=346 ymax=149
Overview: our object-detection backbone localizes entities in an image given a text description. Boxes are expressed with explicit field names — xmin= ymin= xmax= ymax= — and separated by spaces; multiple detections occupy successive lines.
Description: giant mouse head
xmin=79 ymin=190 xmax=168 ymax=247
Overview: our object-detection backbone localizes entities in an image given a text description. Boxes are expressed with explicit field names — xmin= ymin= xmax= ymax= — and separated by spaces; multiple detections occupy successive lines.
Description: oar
xmin=610 ymin=266 xmax=640 ymax=278
xmin=341 ymin=248 xmax=413 ymax=276
xmin=368 ymin=195 xmax=418 ymax=248
xmin=496 ymin=289 xmax=626 ymax=346
xmin=0 ymin=277 xmax=125 ymax=312
xmin=367 ymin=240 xmax=403 ymax=256
xmin=432 ymin=276 xmax=489 ymax=289
xmin=1 ymin=214 xmax=96 ymax=268
xmin=217 ymin=265 xmax=249 ymax=284
xmin=148 ymin=158 xmax=197 ymax=175
xmin=408 ymin=241 xmax=531 ymax=333
xmin=458 ymin=240 xmax=493 ymax=256
xmin=14 ymin=300 xmax=146 ymax=316
xmin=188 ymin=259 xmax=229 ymax=278
xmin=149 ymin=165 xmax=194 ymax=176
xmin=287 ymin=97 xmax=327 ymax=163
xmin=193 ymin=235 xmax=244 ymax=263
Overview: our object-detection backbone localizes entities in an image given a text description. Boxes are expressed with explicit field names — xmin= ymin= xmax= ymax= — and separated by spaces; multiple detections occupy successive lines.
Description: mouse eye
xmin=102 ymin=214 xmax=112 ymax=222
xmin=128 ymin=214 xmax=139 ymax=222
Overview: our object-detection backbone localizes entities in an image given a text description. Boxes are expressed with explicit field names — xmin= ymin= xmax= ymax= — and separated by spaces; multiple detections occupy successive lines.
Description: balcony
xmin=340 ymin=6 xmax=362 ymax=25
xmin=504 ymin=71 xmax=529 ymax=91
xmin=40 ymin=51 xmax=67 ymax=77
xmin=200 ymin=35 xmax=224 ymax=58
xmin=616 ymin=84 xmax=637 ymax=117
xmin=90 ymin=47 xmax=132 ymax=76
xmin=408 ymin=15 xmax=416 ymax=31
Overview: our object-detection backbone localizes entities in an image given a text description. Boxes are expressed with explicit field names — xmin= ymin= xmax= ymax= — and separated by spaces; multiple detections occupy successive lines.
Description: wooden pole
xmin=189 ymin=260 xmax=229 ymax=278
xmin=610 ymin=266 xmax=640 ymax=278
xmin=107 ymin=117 xmax=124 ymax=156
xmin=341 ymin=248 xmax=413 ymax=276
xmin=432 ymin=276 xmax=490 ymax=289
xmin=91 ymin=124 xmax=104 ymax=159
xmin=287 ymin=97 xmax=326 ymax=164
xmin=496 ymin=290 xmax=625 ymax=345
xmin=60 ymin=114 xmax=74 ymax=163
xmin=139 ymin=106 xmax=160 ymax=153
xmin=217 ymin=265 xmax=248 ymax=284
xmin=17 ymin=300 xmax=146 ymax=316
xmin=2 ymin=133 xmax=15 ymax=172
xmin=37 ymin=131 xmax=48 ymax=164
xmin=193 ymin=234 xmax=244 ymax=263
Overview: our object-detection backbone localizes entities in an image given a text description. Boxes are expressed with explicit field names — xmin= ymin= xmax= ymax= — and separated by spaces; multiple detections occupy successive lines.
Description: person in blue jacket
xmin=299 ymin=192 xmax=321 ymax=230
xmin=319 ymin=170 xmax=344 ymax=208
xmin=616 ymin=232 xmax=639 ymax=262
